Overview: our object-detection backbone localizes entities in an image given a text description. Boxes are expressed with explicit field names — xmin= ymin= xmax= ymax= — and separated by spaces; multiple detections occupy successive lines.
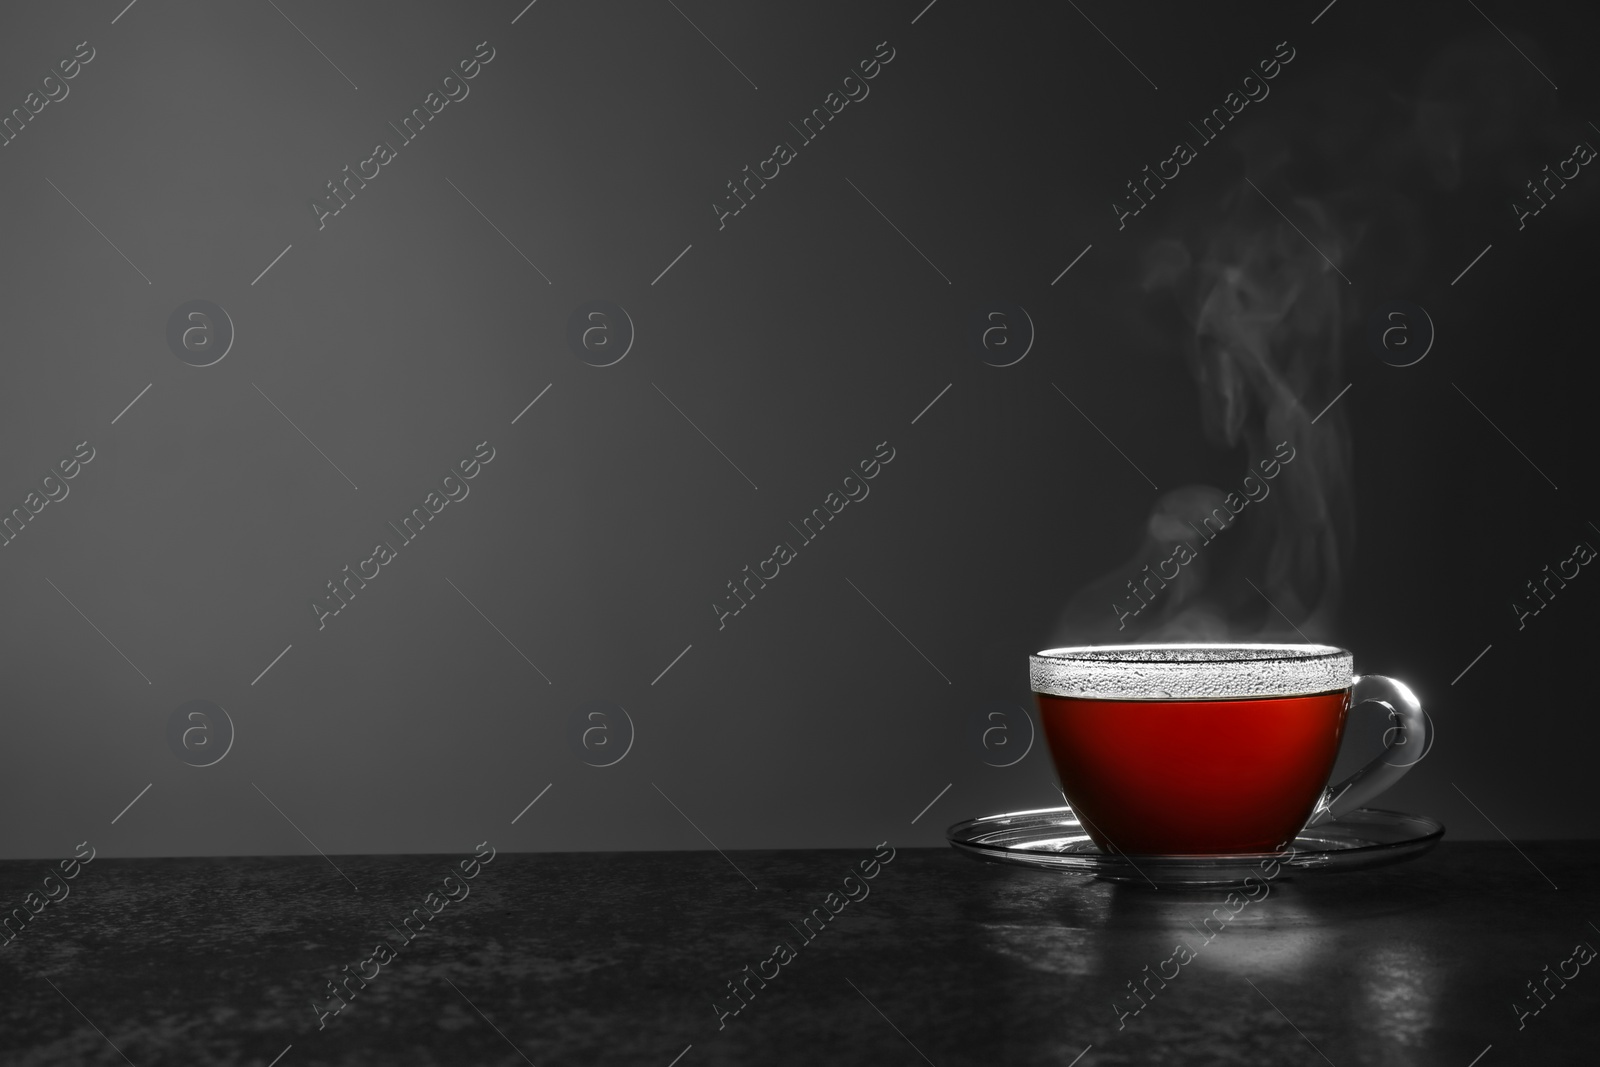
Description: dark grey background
xmin=1 ymin=0 xmax=1595 ymax=859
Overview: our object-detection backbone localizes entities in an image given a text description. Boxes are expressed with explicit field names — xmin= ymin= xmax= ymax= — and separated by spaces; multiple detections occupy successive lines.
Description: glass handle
xmin=1306 ymin=674 xmax=1430 ymax=826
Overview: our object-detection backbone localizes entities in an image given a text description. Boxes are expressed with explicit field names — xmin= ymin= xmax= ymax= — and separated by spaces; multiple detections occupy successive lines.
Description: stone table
xmin=0 ymin=842 xmax=1595 ymax=1065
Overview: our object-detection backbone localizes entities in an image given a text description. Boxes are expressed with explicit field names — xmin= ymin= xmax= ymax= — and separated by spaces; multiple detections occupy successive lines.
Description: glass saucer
xmin=946 ymin=806 xmax=1444 ymax=886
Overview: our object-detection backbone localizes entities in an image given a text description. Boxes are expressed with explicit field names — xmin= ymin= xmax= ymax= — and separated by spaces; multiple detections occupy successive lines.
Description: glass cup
xmin=1029 ymin=643 xmax=1429 ymax=855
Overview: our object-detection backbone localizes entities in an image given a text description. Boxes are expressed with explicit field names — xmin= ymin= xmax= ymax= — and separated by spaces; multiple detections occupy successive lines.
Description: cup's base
xmin=1074 ymin=826 xmax=1305 ymax=859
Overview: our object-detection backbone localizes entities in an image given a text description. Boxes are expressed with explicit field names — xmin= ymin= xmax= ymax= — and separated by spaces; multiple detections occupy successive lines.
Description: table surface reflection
xmin=0 ymin=842 xmax=1595 ymax=1065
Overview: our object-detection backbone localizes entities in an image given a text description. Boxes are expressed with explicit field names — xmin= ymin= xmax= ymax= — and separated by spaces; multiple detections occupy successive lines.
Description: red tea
xmin=1035 ymin=690 xmax=1350 ymax=855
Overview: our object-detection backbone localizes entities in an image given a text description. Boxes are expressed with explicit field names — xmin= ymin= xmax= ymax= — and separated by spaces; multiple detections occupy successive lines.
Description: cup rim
xmin=1033 ymin=642 xmax=1348 ymax=663
xmin=1030 ymin=642 xmax=1353 ymax=700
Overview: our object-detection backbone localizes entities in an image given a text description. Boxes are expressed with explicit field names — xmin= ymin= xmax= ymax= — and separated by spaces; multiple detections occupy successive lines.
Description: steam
xmin=1053 ymin=182 xmax=1353 ymax=645
xmin=1051 ymin=28 xmax=1566 ymax=647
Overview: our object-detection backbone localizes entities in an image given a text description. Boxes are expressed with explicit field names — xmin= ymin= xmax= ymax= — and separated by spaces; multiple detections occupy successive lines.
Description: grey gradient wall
xmin=1 ymin=0 xmax=1596 ymax=860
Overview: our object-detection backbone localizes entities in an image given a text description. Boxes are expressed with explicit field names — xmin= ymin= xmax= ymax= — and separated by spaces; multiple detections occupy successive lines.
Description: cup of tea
xmin=1029 ymin=644 xmax=1429 ymax=855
